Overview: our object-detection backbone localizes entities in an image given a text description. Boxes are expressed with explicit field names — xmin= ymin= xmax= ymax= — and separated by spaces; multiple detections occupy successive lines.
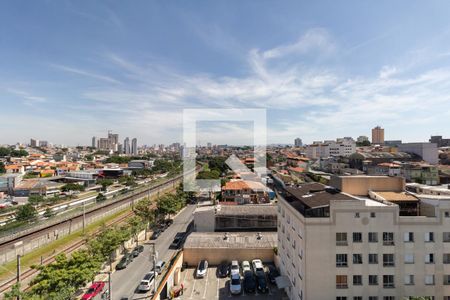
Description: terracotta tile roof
xmin=288 ymin=167 xmax=305 ymax=173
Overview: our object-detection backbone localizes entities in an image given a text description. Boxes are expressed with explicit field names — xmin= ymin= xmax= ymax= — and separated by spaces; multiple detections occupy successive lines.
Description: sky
xmin=1 ymin=1 xmax=450 ymax=146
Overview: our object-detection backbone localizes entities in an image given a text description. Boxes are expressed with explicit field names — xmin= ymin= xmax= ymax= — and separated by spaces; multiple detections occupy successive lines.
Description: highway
xmin=111 ymin=204 xmax=196 ymax=300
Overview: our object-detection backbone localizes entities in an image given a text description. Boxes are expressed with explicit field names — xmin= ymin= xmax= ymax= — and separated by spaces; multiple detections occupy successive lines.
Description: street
xmin=111 ymin=204 xmax=197 ymax=300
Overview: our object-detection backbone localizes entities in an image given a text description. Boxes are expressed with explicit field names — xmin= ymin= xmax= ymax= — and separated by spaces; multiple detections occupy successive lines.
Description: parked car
xmin=150 ymin=230 xmax=161 ymax=240
xmin=115 ymin=254 xmax=132 ymax=270
xmin=131 ymin=247 xmax=140 ymax=258
xmin=81 ymin=281 xmax=105 ymax=300
xmin=136 ymin=245 xmax=144 ymax=253
xmin=217 ymin=261 xmax=229 ymax=278
xmin=251 ymin=259 xmax=264 ymax=275
xmin=138 ymin=272 xmax=156 ymax=292
xmin=170 ymin=233 xmax=186 ymax=249
xmin=241 ymin=261 xmax=251 ymax=273
xmin=229 ymin=274 xmax=242 ymax=295
xmin=267 ymin=265 xmax=280 ymax=284
xmin=196 ymin=260 xmax=208 ymax=278
xmin=243 ymin=271 xmax=256 ymax=293
xmin=230 ymin=260 xmax=240 ymax=276
xmin=256 ymin=273 xmax=268 ymax=293
xmin=155 ymin=260 xmax=166 ymax=274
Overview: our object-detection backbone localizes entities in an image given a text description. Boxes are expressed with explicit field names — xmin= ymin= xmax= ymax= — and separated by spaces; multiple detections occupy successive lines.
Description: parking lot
xmin=178 ymin=266 xmax=285 ymax=300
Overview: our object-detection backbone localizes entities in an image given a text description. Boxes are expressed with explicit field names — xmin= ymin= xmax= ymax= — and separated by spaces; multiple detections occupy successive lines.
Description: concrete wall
xmin=330 ymin=175 xmax=405 ymax=196
xmin=151 ymin=251 xmax=184 ymax=300
xmin=183 ymin=247 xmax=275 ymax=267
xmin=193 ymin=206 xmax=215 ymax=232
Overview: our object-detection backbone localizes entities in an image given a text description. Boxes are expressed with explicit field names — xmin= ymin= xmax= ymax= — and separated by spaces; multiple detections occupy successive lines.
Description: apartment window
xmin=336 ymin=233 xmax=348 ymax=245
xmin=287 ymin=215 xmax=290 ymax=224
xmin=383 ymin=275 xmax=395 ymax=288
xmin=425 ymin=253 xmax=435 ymax=264
xmin=404 ymin=254 xmax=414 ymax=264
xmin=444 ymin=232 xmax=450 ymax=242
xmin=369 ymin=275 xmax=378 ymax=285
xmin=355 ymin=212 xmax=360 ymax=218
xmin=425 ymin=274 xmax=435 ymax=285
xmin=353 ymin=254 xmax=363 ymax=264
xmin=445 ymin=211 xmax=450 ymax=218
xmin=353 ymin=232 xmax=362 ymax=243
xmin=353 ymin=297 xmax=362 ymax=300
xmin=404 ymin=275 xmax=414 ymax=285
xmin=336 ymin=275 xmax=348 ymax=289
xmin=336 ymin=254 xmax=348 ymax=267
xmin=369 ymin=254 xmax=378 ymax=264
xmin=369 ymin=297 xmax=378 ymax=300
xmin=369 ymin=232 xmax=378 ymax=243
xmin=383 ymin=232 xmax=394 ymax=245
xmin=445 ymin=297 xmax=450 ymax=300
xmin=383 ymin=297 xmax=395 ymax=300
xmin=403 ymin=232 xmax=414 ymax=242
xmin=425 ymin=232 xmax=434 ymax=242
xmin=444 ymin=275 xmax=450 ymax=285
xmin=444 ymin=253 xmax=450 ymax=264
xmin=353 ymin=275 xmax=362 ymax=286
xmin=282 ymin=225 xmax=285 ymax=234
xmin=370 ymin=212 xmax=376 ymax=218
xmin=336 ymin=297 xmax=347 ymax=300
xmin=383 ymin=254 xmax=395 ymax=266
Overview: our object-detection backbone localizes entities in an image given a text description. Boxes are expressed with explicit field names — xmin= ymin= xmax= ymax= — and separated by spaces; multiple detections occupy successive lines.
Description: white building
xmin=398 ymin=143 xmax=439 ymax=165
xmin=277 ymin=177 xmax=450 ymax=300
xmin=305 ymin=138 xmax=356 ymax=159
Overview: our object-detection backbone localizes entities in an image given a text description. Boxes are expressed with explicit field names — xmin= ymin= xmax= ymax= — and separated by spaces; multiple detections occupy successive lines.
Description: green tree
xmin=16 ymin=204 xmax=38 ymax=222
xmin=133 ymin=198 xmax=155 ymax=231
xmin=61 ymin=183 xmax=85 ymax=192
xmin=0 ymin=147 xmax=11 ymax=157
xmin=0 ymin=162 xmax=5 ymax=174
xmin=4 ymin=283 xmax=25 ymax=300
xmin=28 ymin=195 xmax=45 ymax=207
xmin=43 ymin=208 xmax=54 ymax=219
xmin=127 ymin=216 xmax=144 ymax=245
xmin=10 ymin=149 xmax=28 ymax=157
xmin=104 ymin=156 xmax=131 ymax=164
xmin=97 ymin=179 xmax=114 ymax=191
xmin=96 ymin=193 xmax=107 ymax=202
xmin=157 ymin=194 xmax=182 ymax=220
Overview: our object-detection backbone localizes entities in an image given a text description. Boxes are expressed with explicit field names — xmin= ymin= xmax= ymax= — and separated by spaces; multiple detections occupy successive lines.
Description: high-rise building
xmin=371 ymin=126 xmax=385 ymax=144
xmin=207 ymin=142 xmax=212 ymax=149
xmin=124 ymin=137 xmax=130 ymax=154
xmin=356 ymin=135 xmax=369 ymax=143
xmin=30 ymin=138 xmax=39 ymax=147
xmin=294 ymin=138 xmax=303 ymax=147
xmin=131 ymin=138 xmax=138 ymax=155
xmin=91 ymin=136 xmax=96 ymax=148
xmin=38 ymin=140 xmax=48 ymax=147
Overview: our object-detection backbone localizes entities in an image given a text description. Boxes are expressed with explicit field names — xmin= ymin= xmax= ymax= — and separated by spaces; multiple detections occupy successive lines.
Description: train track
xmin=0 ymin=175 xmax=182 ymax=249
xmin=0 ymin=209 xmax=135 ymax=294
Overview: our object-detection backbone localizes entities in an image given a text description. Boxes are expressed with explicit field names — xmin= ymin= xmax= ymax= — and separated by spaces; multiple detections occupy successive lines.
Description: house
xmin=221 ymin=180 xmax=269 ymax=204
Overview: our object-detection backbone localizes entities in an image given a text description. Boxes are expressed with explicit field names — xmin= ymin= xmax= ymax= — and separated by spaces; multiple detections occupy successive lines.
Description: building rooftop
xmin=372 ymin=191 xmax=419 ymax=202
xmin=215 ymin=204 xmax=277 ymax=216
xmin=285 ymin=183 xmax=355 ymax=210
xmin=183 ymin=232 xmax=277 ymax=249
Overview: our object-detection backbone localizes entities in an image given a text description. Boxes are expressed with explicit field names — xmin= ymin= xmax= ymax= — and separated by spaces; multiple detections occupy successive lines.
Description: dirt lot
xmin=177 ymin=266 xmax=286 ymax=300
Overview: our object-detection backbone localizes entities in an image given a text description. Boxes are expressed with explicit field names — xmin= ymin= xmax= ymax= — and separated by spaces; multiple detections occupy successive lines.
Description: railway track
xmin=0 ymin=210 xmax=135 ymax=294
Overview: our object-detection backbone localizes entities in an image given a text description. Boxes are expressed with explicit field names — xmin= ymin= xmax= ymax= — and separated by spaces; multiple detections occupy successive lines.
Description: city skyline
xmin=1 ymin=1 xmax=450 ymax=145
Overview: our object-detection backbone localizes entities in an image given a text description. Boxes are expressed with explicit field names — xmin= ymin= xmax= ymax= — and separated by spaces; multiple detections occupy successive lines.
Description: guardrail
xmin=0 ymin=174 xmax=183 ymax=245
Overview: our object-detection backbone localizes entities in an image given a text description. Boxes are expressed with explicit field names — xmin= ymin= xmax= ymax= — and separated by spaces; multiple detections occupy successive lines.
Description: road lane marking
xmin=202 ymin=269 xmax=209 ymax=299
xmin=216 ymin=278 xmax=220 ymax=298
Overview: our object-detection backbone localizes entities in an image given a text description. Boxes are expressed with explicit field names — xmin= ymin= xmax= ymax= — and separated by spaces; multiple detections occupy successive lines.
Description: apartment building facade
xmin=277 ymin=181 xmax=450 ymax=300
xmin=305 ymin=138 xmax=356 ymax=159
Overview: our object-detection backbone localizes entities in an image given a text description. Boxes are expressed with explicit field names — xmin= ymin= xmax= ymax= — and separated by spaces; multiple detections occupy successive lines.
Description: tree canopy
xmin=15 ymin=204 xmax=38 ymax=222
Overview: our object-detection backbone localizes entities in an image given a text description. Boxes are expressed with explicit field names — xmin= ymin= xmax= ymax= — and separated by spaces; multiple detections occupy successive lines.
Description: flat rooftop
xmin=183 ymin=232 xmax=277 ymax=249
xmin=373 ymin=191 xmax=419 ymax=202
xmin=285 ymin=183 xmax=355 ymax=209
xmin=215 ymin=204 xmax=277 ymax=216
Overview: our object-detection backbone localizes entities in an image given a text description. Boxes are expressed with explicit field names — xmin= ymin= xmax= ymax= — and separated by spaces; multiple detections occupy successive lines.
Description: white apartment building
xmin=305 ymin=138 xmax=356 ymax=159
xmin=277 ymin=178 xmax=450 ymax=300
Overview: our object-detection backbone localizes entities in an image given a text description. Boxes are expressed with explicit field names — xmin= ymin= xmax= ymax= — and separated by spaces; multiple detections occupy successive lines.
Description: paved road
xmin=111 ymin=204 xmax=197 ymax=300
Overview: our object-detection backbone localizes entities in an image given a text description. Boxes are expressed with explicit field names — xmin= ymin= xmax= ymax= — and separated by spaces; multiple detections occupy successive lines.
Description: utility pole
xmin=16 ymin=254 xmax=20 ymax=300
xmin=151 ymin=243 xmax=158 ymax=295
xmin=108 ymin=271 xmax=111 ymax=300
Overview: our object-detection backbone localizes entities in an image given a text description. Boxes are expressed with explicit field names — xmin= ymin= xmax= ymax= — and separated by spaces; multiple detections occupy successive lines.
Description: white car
xmin=138 ymin=272 xmax=156 ymax=292
xmin=241 ymin=261 xmax=251 ymax=273
xmin=229 ymin=274 xmax=242 ymax=295
xmin=196 ymin=260 xmax=208 ymax=278
xmin=230 ymin=260 xmax=240 ymax=276
xmin=251 ymin=259 xmax=264 ymax=275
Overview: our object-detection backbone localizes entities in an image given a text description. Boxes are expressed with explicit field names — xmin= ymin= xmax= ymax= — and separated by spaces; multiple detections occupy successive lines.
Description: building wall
xmin=193 ymin=207 xmax=215 ymax=232
xmin=399 ymin=143 xmax=439 ymax=165
xmin=182 ymin=247 xmax=275 ymax=267
xmin=278 ymin=195 xmax=450 ymax=300
xmin=330 ymin=176 xmax=405 ymax=196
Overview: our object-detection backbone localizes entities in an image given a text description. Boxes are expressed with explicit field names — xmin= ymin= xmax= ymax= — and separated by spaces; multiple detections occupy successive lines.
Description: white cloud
xmin=51 ymin=64 xmax=122 ymax=84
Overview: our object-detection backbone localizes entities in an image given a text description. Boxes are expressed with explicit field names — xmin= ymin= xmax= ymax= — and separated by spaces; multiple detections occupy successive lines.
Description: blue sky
xmin=1 ymin=1 xmax=450 ymax=146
